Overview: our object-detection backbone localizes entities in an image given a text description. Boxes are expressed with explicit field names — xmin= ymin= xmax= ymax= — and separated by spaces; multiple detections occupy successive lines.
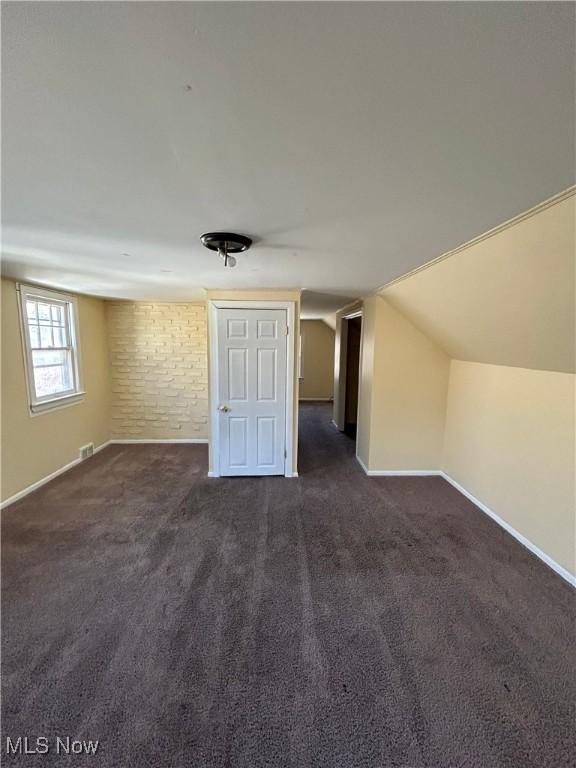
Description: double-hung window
xmin=17 ymin=284 xmax=84 ymax=413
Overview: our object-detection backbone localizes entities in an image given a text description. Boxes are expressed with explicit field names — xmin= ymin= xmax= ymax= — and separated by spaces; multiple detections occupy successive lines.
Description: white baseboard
xmin=368 ymin=469 xmax=442 ymax=477
xmin=1 ymin=439 xmax=111 ymax=510
xmin=207 ymin=470 xmax=299 ymax=478
xmin=5 ymin=439 xmax=572 ymax=586
xmin=441 ymin=473 xmax=576 ymax=588
xmin=110 ymin=438 xmax=209 ymax=444
xmin=0 ymin=438 xmax=210 ymax=509
xmin=355 ymin=455 xmax=575 ymax=587
xmin=355 ymin=454 xmax=369 ymax=473
xmin=355 ymin=454 xmax=440 ymax=477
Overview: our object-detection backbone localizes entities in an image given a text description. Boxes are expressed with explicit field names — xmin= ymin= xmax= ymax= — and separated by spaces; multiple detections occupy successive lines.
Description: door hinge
xmin=284 ymin=449 xmax=287 ymax=459
xmin=285 ymin=325 xmax=289 ymax=336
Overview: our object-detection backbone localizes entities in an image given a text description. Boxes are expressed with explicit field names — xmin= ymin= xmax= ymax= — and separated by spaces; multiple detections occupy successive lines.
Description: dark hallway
xmin=344 ymin=316 xmax=362 ymax=439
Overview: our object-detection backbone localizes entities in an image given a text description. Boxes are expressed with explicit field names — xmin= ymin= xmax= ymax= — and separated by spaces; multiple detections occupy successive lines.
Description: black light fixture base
xmin=200 ymin=232 xmax=253 ymax=254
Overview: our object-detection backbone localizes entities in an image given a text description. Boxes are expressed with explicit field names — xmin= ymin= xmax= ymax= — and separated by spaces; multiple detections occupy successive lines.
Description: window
xmin=17 ymin=284 xmax=84 ymax=413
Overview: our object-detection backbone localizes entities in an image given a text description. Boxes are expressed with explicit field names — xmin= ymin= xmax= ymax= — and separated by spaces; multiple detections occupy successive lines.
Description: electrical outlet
xmin=80 ymin=443 xmax=94 ymax=460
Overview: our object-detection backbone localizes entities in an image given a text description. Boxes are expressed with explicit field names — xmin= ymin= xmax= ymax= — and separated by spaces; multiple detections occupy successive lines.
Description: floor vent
xmin=80 ymin=443 xmax=94 ymax=460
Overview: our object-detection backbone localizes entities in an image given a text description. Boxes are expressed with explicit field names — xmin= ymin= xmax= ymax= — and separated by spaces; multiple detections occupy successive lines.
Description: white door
xmin=217 ymin=308 xmax=287 ymax=476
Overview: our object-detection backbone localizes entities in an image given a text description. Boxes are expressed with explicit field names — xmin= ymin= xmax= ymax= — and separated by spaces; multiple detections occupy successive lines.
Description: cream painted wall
xmin=443 ymin=361 xmax=575 ymax=575
xmin=358 ymin=296 xmax=450 ymax=471
xmin=1 ymin=278 xmax=111 ymax=502
xmin=381 ymin=192 xmax=575 ymax=373
xmin=299 ymin=320 xmax=334 ymax=400
xmin=205 ymin=289 xmax=301 ymax=474
xmin=323 ymin=313 xmax=337 ymax=331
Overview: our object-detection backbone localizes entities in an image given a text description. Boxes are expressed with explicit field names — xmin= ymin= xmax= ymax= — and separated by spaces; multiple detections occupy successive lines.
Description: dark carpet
xmin=2 ymin=404 xmax=575 ymax=767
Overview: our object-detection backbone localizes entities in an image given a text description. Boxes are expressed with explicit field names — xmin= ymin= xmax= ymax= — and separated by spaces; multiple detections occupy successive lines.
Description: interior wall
xmin=1 ymin=278 xmax=111 ymax=502
xmin=357 ymin=295 xmax=450 ymax=471
xmin=443 ymin=361 xmax=575 ymax=576
xmin=107 ymin=301 xmax=208 ymax=440
xmin=299 ymin=319 xmax=335 ymax=400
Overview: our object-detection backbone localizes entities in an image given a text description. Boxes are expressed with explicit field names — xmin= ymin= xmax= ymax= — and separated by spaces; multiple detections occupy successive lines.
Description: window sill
xmin=30 ymin=392 xmax=86 ymax=416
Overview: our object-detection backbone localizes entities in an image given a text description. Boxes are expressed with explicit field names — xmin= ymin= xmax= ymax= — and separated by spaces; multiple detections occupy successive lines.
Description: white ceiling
xmin=2 ymin=2 xmax=574 ymax=317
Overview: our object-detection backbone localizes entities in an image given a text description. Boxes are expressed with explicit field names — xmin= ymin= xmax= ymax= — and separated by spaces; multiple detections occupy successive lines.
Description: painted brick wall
xmin=107 ymin=302 xmax=208 ymax=440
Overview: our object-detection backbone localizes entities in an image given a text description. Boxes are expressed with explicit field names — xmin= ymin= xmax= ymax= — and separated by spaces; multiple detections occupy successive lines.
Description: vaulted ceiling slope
xmin=1 ymin=3 xmax=575 ymax=316
xmin=380 ymin=192 xmax=575 ymax=374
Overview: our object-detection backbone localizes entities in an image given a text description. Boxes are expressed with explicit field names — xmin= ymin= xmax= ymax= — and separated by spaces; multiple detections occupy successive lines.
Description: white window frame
xmin=17 ymin=283 xmax=85 ymax=415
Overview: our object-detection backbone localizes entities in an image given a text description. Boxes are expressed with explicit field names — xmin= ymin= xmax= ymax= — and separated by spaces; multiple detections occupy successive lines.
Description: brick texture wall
xmin=107 ymin=302 xmax=208 ymax=440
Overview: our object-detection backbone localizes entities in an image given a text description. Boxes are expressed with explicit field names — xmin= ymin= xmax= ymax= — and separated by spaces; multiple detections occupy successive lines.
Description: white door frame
xmin=208 ymin=300 xmax=296 ymax=478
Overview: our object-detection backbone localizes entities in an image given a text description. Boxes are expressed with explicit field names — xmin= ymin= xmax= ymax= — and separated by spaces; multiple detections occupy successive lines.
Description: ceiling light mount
xmin=200 ymin=232 xmax=253 ymax=268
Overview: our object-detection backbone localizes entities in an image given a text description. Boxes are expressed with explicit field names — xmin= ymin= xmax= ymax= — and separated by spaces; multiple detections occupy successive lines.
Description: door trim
xmin=208 ymin=300 xmax=296 ymax=478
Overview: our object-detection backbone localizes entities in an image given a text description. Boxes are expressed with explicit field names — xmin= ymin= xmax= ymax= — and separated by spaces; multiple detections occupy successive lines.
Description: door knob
xmin=218 ymin=405 xmax=231 ymax=412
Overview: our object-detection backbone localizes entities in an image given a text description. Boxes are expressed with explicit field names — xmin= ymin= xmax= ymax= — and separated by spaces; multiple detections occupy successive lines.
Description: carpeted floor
xmin=2 ymin=403 xmax=575 ymax=767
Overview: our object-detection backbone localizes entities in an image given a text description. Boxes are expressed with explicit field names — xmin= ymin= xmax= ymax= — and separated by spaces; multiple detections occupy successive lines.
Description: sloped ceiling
xmin=380 ymin=193 xmax=575 ymax=374
xmin=1 ymin=2 xmax=575 ymax=317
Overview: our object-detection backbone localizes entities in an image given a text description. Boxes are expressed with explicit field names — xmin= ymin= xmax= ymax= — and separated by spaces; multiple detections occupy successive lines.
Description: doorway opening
xmin=343 ymin=315 xmax=362 ymax=439
xmin=333 ymin=307 xmax=363 ymax=445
